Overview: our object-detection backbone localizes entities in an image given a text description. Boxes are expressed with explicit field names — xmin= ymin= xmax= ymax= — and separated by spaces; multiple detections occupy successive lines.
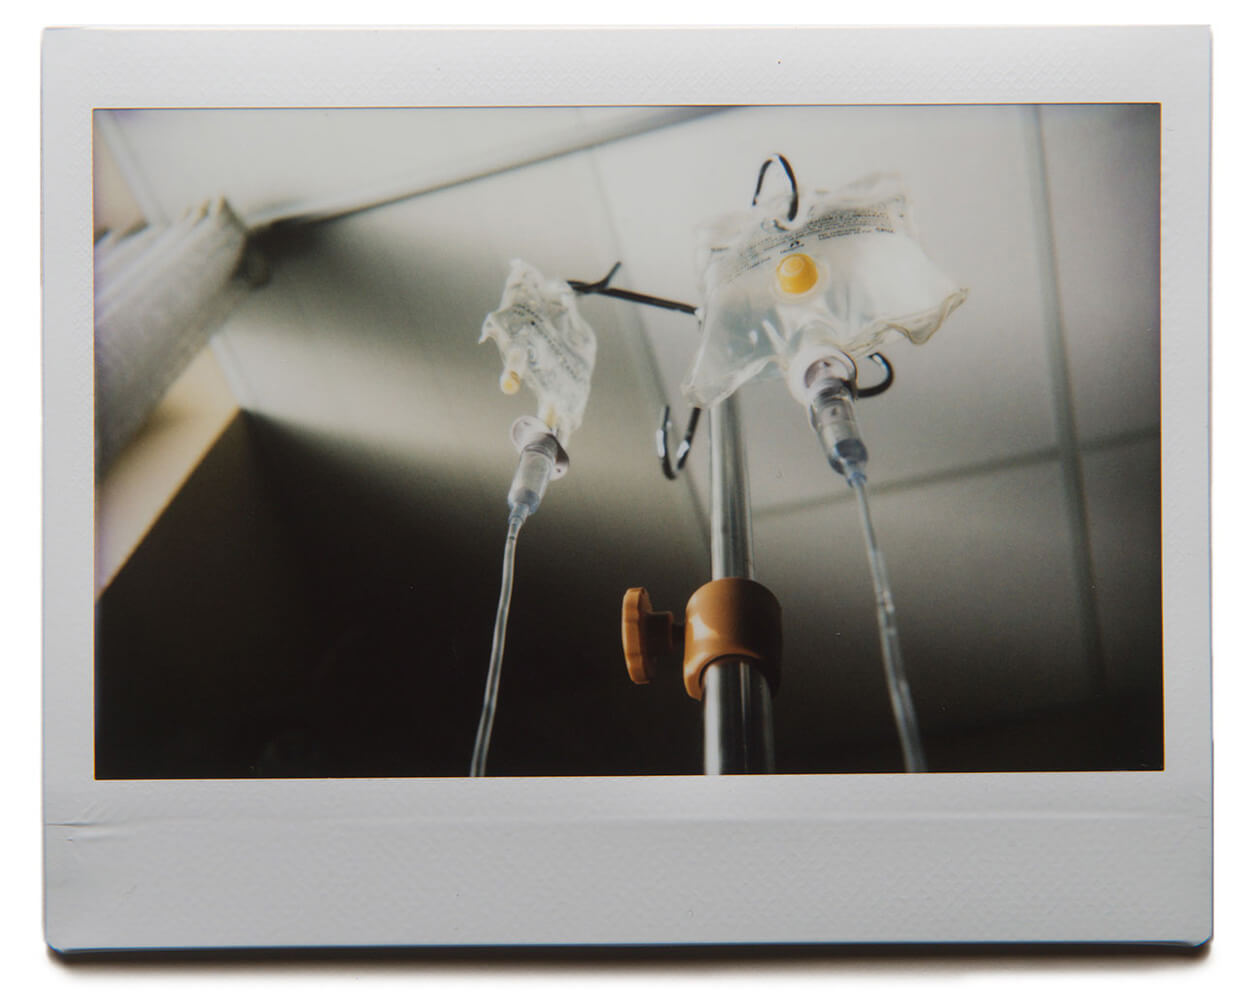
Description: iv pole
xmin=704 ymin=394 xmax=774 ymax=774
xmin=695 ymin=154 xmax=801 ymax=774
xmin=572 ymin=265 xmax=781 ymax=775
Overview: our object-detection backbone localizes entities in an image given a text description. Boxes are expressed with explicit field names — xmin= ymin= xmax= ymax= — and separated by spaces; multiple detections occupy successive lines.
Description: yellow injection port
xmin=499 ymin=369 xmax=522 ymax=394
xmin=776 ymin=252 xmax=819 ymax=295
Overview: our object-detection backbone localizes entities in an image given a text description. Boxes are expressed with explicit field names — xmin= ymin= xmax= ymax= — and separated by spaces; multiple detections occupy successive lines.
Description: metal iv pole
xmin=703 ymin=393 xmax=774 ymax=774
xmin=571 ymin=266 xmax=783 ymax=776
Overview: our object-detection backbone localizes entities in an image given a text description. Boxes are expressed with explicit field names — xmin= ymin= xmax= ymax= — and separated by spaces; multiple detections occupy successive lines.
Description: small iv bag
xmin=480 ymin=259 xmax=597 ymax=446
xmin=683 ymin=173 xmax=966 ymax=409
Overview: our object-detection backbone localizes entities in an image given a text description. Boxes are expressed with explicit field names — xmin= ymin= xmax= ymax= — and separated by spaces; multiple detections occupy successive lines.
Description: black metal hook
xmin=752 ymin=154 xmax=799 ymax=223
xmin=855 ymin=353 xmax=895 ymax=399
xmin=568 ymin=262 xmax=699 ymax=316
xmin=573 ymin=260 xmax=621 ymax=292
xmin=565 ymin=262 xmax=704 ymax=481
xmin=657 ymin=405 xmax=702 ymax=481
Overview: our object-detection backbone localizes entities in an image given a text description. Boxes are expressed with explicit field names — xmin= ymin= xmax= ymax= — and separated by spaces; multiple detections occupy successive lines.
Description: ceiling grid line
xmin=1028 ymin=104 xmax=1109 ymax=699
xmin=753 ymin=426 xmax=1161 ymax=523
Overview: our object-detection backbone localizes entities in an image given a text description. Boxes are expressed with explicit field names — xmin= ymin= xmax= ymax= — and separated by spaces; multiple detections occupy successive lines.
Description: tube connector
xmin=802 ymin=359 xmax=868 ymax=485
xmin=506 ymin=416 xmax=568 ymax=521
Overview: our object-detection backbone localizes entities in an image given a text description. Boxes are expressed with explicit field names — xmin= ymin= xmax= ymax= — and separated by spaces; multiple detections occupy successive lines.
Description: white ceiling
xmin=99 ymin=106 xmax=718 ymax=227
xmin=96 ymin=103 xmax=1163 ymax=769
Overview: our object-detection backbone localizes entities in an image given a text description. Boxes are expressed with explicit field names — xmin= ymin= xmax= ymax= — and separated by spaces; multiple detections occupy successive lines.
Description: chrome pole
xmin=704 ymin=393 xmax=774 ymax=774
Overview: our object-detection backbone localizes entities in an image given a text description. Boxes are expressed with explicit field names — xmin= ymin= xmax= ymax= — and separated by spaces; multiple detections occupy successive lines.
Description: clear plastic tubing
xmin=469 ymin=433 xmax=558 ymax=778
xmin=851 ymin=478 xmax=927 ymax=774
xmin=469 ymin=508 xmax=525 ymax=778
xmin=808 ymin=374 xmax=926 ymax=773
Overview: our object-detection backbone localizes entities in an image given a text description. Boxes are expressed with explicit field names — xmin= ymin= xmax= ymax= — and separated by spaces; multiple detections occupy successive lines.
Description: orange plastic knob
xmin=621 ymin=588 xmax=684 ymax=685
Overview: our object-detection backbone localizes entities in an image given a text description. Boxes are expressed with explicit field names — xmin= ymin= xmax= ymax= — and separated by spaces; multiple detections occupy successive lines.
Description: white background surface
xmin=5 ymin=1 xmax=1256 ymax=994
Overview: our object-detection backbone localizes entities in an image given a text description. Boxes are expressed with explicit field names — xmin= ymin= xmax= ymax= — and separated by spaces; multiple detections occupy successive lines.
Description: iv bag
xmin=480 ymin=259 xmax=597 ymax=446
xmin=683 ymin=173 xmax=966 ymax=409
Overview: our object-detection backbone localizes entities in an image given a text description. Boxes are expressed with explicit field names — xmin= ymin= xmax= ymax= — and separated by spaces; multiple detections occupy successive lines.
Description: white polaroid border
xmin=42 ymin=27 xmax=1211 ymax=951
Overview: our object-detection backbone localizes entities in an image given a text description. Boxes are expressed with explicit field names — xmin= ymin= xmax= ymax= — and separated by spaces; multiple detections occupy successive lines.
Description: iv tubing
xmin=469 ymin=507 xmax=525 ymax=777
xmin=469 ymin=428 xmax=559 ymax=777
xmin=805 ymin=368 xmax=926 ymax=772
xmin=851 ymin=477 xmax=927 ymax=773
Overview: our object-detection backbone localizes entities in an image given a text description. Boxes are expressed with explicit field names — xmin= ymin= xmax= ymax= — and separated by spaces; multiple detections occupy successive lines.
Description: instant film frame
xmin=43 ymin=27 xmax=1211 ymax=950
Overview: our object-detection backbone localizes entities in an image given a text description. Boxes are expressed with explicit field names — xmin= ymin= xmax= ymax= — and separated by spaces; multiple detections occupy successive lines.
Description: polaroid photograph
xmin=43 ymin=27 xmax=1211 ymax=951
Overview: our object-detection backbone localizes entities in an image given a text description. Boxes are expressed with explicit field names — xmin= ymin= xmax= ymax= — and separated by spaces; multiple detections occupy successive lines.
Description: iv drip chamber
xmin=506 ymin=416 xmax=566 ymax=517
xmin=806 ymin=375 xmax=869 ymax=484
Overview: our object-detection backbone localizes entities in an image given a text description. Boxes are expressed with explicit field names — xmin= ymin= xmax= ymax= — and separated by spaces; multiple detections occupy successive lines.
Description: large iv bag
xmin=683 ymin=173 xmax=966 ymax=409
xmin=480 ymin=259 xmax=597 ymax=446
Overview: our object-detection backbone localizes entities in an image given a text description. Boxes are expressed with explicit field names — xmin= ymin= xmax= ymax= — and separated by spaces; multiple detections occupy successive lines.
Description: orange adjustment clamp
xmin=621 ymin=579 xmax=783 ymax=701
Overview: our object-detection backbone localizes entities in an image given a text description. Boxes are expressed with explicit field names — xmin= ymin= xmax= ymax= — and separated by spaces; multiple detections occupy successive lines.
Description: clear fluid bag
xmin=480 ymin=259 xmax=597 ymax=446
xmin=683 ymin=173 xmax=966 ymax=408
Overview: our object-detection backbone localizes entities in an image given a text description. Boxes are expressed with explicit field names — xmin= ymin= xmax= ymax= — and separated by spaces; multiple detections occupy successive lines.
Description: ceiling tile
xmin=101 ymin=107 xmax=714 ymax=227
xmin=752 ymin=458 xmax=1094 ymax=755
xmin=1079 ymin=435 xmax=1163 ymax=694
xmin=1039 ymin=105 xmax=1161 ymax=443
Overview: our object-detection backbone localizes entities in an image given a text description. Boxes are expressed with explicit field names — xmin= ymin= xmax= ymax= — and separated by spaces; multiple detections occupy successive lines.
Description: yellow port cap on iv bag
xmin=776 ymin=252 xmax=819 ymax=295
